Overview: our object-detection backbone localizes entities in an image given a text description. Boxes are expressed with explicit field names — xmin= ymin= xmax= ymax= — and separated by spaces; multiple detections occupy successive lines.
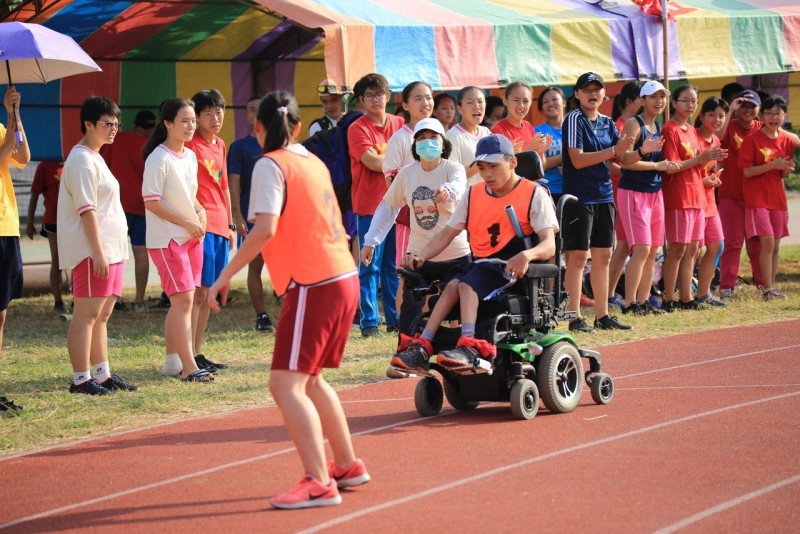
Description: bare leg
xmin=677 ymin=241 xmax=699 ymax=302
xmin=662 ymin=242 xmax=687 ymax=302
xmin=758 ymin=235 xmax=776 ymax=289
xmin=697 ymin=241 xmax=722 ymax=297
xmin=637 ymin=246 xmax=659 ymax=304
xmin=192 ymin=286 xmax=210 ymax=355
xmin=68 ymin=296 xmax=109 ymax=373
xmin=590 ymin=247 xmax=611 ymax=318
xmin=306 ymin=374 xmax=356 ymax=468
xmin=132 ymin=245 xmax=149 ymax=304
xmin=166 ymin=290 xmax=200 ymax=377
xmin=424 ymin=279 xmax=460 ymax=334
xmin=565 ymin=250 xmax=589 ymax=317
xmin=47 ymin=233 xmax=63 ymax=305
xmin=247 ymin=254 xmax=266 ymax=315
xmin=623 ymin=244 xmax=650 ymax=307
xmin=0 ymin=309 xmax=6 ymax=351
xmin=772 ymin=239 xmax=781 ymax=288
xmin=89 ymin=296 xmax=116 ymax=366
xmin=456 ymin=282 xmax=479 ymax=327
xmin=270 ymin=370 xmax=329 ymax=483
xmin=608 ymin=240 xmax=629 ymax=298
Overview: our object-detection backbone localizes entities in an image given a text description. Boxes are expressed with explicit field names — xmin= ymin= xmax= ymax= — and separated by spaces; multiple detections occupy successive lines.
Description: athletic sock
xmin=92 ymin=361 xmax=111 ymax=383
xmin=73 ymin=371 xmax=91 ymax=385
xmin=461 ymin=323 xmax=476 ymax=338
xmin=421 ymin=329 xmax=436 ymax=342
xmin=162 ymin=353 xmax=182 ymax=376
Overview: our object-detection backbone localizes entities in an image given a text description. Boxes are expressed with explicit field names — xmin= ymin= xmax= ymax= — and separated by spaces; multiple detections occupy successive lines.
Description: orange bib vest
xmin=466 ymin=178 xmax=537 ymax=259
xmin=260 ymin=148 xmax=356 ymax=297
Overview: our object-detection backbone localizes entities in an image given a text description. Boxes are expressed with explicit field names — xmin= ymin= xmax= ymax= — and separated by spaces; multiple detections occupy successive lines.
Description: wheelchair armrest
xmin=396 ymin=268 xmax=426 ymax=286
xmin=525 ymin=263 xmax=559 ymax=279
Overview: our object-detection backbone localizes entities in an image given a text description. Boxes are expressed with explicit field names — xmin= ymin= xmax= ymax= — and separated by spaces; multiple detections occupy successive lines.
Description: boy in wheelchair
xmin=391 ymin=135 xmax=558 ymax=375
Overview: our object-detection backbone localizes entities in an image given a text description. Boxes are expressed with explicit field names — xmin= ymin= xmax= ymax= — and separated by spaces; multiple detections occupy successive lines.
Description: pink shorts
xmin=745 ymin=208 xmax=789 ymax=239
xmin=395 ymin=223 xmax=411 ymax=266
xmin=72 ymin=258 xmax=124 ymax=299
xmin=701 ymin=214 xmax=724 ymax=247
xmin=149 ymin=238 xmax=203 ymax=297
xmin=665 ymin=208 xmax=705 ymax=244
xmin=617 ymin=189 xmax=664 ymax=247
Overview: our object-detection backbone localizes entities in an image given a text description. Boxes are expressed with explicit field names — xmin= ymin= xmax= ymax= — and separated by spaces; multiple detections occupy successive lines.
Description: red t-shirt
xmin=718 ymin=119 xmax=762 ymax=201
xmin=491 ymin=118 xmax=535 ymax=150
xmin=696 ymin=130 xmax=721 ymax=218
xmin=31 ymin=161 xmax=63 ymax=225
xmin=347 ymin=114 xmax=404 ymax=216
xmin=739 ymin=129 xmax=794 ymax=210
xmin=186 ymin=134 xmax=230 ymax=237
xmin=661 ymin=121 xmax=707 ymax=211
xmin=101 ymin=131 xmax=147 ymax=215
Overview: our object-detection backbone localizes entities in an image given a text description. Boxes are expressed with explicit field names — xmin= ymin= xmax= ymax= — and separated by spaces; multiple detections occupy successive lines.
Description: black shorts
xmin=562 ymin=202 xmax=615 ymax=251
xmin=42 ymin=223 xmax=57 ymax=236
xmin=0 ymin=236 xmax=23 ymax=311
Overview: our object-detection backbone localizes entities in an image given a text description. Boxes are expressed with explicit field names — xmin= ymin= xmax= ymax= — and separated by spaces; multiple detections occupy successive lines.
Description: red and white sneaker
xmin=329 ymin=458 xmax=371 ymax=489
xmin=270 ymin=475 xmax=342 ymax=510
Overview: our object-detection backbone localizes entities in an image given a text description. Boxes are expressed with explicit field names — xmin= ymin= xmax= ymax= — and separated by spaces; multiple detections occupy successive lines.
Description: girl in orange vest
xmin=207 ymin=92 xmax=369 ymax=510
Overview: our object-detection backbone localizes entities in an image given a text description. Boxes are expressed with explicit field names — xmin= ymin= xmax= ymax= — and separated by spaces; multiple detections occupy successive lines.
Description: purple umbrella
xmin=0 ymin=21 xmax=101 ymax=144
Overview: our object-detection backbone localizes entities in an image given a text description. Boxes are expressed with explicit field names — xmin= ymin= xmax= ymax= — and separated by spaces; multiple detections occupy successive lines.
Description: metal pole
xmin=662 ymin=0 xmax=670 ymax=121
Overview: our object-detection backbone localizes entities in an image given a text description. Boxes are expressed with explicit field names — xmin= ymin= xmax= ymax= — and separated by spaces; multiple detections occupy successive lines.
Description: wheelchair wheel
xmin=444 ymin=379 xmax=479 ymax=411
xmin=510 ymin=379 xmax=539 ymax=420
xmin=590 ymin=373 xmax=614 ymax=405
xmin=536 ymin=341 xmax=584 ymax=414
xmin=415 ymin=376 xmax=443 ymax=417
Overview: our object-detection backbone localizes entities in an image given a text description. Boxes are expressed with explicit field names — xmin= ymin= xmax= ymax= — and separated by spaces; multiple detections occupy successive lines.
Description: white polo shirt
xmin=57 ymin=144 xmax=129 ymax=269
xmin=446 ymin=123 xmax=491 ymax=186
xmin=142 ymin=144 xmax=201 ymax=248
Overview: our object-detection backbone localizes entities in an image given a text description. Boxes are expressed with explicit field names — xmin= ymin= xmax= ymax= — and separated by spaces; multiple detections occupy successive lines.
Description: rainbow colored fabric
xmin=4 ymin=0 xmax=799 ymax=160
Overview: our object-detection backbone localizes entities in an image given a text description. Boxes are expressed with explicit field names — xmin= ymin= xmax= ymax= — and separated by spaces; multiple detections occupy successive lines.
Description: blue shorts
xmin=0 ymin=237 xmax=23 ymax=311
xmin=201 ymin=232 xmax=230 ymax=286
xmin=125 ymin=213 xmax=147 ymax=247
xmin=452 ymin=261 xmax=523 ymax=301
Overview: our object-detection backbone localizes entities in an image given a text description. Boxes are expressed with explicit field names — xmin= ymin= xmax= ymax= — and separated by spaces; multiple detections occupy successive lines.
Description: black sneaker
xmin=54 ymin=301 xmax=66 ymax=313
xmin=621 ymin=302 xmax=646 ymax=316
xmin=569 ymin=317 xmax=594 ymax=333
xmin=361 ymin=326 xmax=380 ymax=338
xmin=436 ymin=345 xmax=477 ymax=369
xmin=100 ymin=373 xmax=138 ymax=391
xmin=69 ymin=379 xmax=113 ymax=395
xmin=390 ymin=340 xmax=432 ymax=374
xmin=385 ymin=324 xmax=399 ymax=334
xmin=256 ymin=313 xmax=275 ymax=333
xmin=594 ymin=315 xmax=632 ymax=330
xmin=114 ymin=300 xmax=128 ymax=312
xmin=678 ymin=299 xmax=702 ymax=311
xmin=194 ymin=354 xmax=221 ymax=373
xmin=641 ymin=300 xmax=666 ymax=315
xmin=157 ymin=292 xmax=171 ymax=309
xmin=661 ymin=300 xmax=678 ymax=313
xmin=0 ymin=396 xmax=23 ymax=412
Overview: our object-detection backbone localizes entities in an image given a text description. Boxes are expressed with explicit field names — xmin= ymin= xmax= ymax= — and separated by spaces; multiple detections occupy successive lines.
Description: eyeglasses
xmin=362 ymin=92 xmax=387 ymax=102
xmin=676 ymin=100 xmax=698 ymax=106
xmin=96 ymin=121 xmax=121 ymax=129
xmin=763 ymin=111 xmax=786 ymax=118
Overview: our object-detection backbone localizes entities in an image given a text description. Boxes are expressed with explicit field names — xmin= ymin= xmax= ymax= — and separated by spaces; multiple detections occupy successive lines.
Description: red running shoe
xmin=328 ymin=458 xmax=371 ymax=489
xmin=270 ymin=475 xmax=341 ymax=510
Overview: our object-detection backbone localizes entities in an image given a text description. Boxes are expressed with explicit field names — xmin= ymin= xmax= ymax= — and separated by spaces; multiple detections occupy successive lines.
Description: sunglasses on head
xmin=317 ymin=85 xmax=337 ymax=94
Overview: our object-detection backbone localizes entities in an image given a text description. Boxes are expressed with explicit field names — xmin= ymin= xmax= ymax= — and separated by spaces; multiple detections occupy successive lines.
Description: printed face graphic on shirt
xmin=411 ymin=186 xmax=439 ymax=230
xmin=734 ymin=133 xmax=744 ymax=149
xmin=680 ymin=141 xmax=696 ymax=159
xmin=201 ymin=159 xmax=222 ymax=183
xmin=759 ymin=148 xmax=776 ymax=163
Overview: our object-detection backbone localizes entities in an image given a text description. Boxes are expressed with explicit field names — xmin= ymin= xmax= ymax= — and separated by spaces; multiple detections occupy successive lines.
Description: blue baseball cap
xmin=737 ymin=90 xmax=761 ymax=107
xmin=471 ymin=134 xmax=515 ymax=166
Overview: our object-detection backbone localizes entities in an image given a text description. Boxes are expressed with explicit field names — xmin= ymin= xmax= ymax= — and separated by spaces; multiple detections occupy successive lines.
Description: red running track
xmin=1 ymin=320 xmax=799 ymax=532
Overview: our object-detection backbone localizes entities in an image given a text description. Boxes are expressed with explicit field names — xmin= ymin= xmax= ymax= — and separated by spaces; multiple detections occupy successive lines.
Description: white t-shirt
xmin=446 ymin=123 xmax=492 ymax=186
xmin=374 ymin=160 xmax=470 ymax=261
xmin=248 ymin=144 xmax=313 ymax=220
xmin=57 ymin=144 xmax=129 ymax=269
xmin=142 ymin=144 xmax=201 ymax=248
xmin=448 ymin=179 xmax=559 ymax=235
xmin=382 ymin=125 xmax=414 ymax=173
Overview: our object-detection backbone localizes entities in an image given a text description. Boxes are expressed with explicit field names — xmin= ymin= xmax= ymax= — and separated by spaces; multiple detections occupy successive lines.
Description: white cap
xmin=413 ymin=117 xmax=446 ymax=137
xmin=640 ymin=80 xmax=670 ymax=97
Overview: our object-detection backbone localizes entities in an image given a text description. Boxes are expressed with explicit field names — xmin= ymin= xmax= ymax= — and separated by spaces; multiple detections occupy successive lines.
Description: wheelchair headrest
xmin=515 ymin=151 xmax=545 ymax=182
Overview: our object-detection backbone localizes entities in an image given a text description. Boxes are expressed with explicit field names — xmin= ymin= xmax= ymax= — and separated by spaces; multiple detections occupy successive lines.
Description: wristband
xmin=610 ymin=145 xmax=618 ymax=157
xmin=637 ymin=148 xmax=646 ymax=159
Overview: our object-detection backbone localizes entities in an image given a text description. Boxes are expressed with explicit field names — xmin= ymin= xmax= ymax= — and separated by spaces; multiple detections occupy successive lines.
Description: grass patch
xmin=3 ymin=246 xmax=800 ymax=454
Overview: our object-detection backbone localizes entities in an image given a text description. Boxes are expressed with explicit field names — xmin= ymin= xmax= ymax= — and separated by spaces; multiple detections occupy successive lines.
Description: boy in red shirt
xmin=347 ymin=73 xmax=404 ymax=337
xmin=739 ymin=96 xmax=799 ymax=300
xmin=186 ymin=89 xmax=234 ymax=372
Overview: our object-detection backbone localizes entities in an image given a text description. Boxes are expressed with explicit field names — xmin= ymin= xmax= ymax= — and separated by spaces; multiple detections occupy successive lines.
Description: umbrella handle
xmin=5 ymin=62 xmax=22 ymax=147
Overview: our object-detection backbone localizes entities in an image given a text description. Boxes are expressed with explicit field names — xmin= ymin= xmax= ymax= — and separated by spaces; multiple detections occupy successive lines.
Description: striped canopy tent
xmin=2 ymin=0 xmax=798 ymax=160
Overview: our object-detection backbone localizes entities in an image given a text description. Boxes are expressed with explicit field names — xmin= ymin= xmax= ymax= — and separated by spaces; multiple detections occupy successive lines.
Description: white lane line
xmin=615 ymin=344 xmax=800 ymax=380
xmin=655 ymin=473 xmax=800 ymax=534
xmin=298 ymin=390 xmax=800 ymax=534
xmin=619 ymin=384 xmax=800 ymax=391
xmin=342 ymin=397 xmax=413 ymax=404
xmin=0 ymin=409 xmax=456 ymax=530
xmin=583 ymin=415 xmax=608 ymax=421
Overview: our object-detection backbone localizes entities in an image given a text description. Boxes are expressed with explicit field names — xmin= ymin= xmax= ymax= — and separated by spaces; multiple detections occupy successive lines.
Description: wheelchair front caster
xmin=415 ymin=376 xmax=443 ymax=417
xmin=590 ymin=373 xmax=614 ymax=405
xmin=510 ymin=379 xmax=539 ymax=420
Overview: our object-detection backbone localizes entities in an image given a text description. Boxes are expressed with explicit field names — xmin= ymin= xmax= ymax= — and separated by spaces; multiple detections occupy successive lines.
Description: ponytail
xmin=258 ymin=91 xmax=300 ymax=154
xmin=143 ymin=98 xmax=194 ymax=161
